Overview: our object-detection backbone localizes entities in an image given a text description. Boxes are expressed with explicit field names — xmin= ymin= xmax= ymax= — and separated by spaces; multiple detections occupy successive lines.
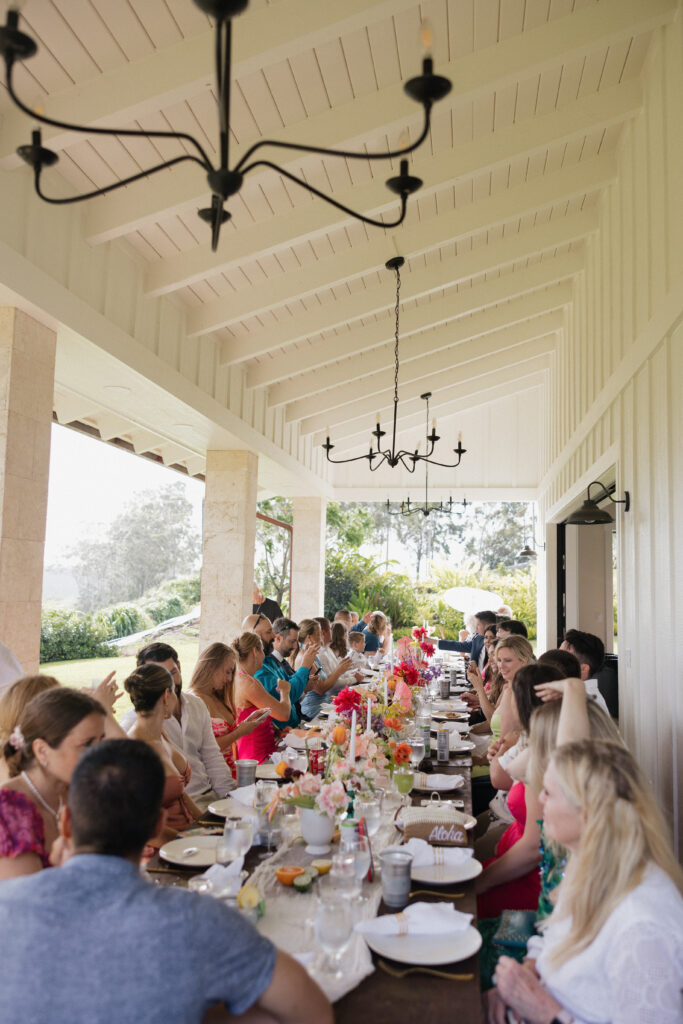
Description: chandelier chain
xmin=394 ymin=265 xmax=401 ymax=405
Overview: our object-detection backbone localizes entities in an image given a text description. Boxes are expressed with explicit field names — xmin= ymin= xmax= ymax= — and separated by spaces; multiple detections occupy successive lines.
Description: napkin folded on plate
xmin=414 ymin=772 xmax=464 ymax=791
xmin=434 ymin=719 xmax=470 ymax=734
xmin=231 ymin=784 xmax=255 ymax=807
xmin=398 ymin=838 xmax=473 ymax=868
xmin=356 ymin=901 xmax=472 ymax=938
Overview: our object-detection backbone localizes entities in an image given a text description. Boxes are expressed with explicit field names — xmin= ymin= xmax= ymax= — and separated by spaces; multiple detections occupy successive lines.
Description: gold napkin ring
xmin=394 ymin=913 xmax=409 ymax=937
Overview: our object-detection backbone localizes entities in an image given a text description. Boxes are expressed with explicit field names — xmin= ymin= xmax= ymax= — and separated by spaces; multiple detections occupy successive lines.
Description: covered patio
xmin=0 ymin=0 xmax=680 ymax=857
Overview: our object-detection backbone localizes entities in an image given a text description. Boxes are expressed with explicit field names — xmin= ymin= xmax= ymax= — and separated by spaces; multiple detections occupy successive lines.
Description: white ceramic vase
xmin=300 ymin=807 xmax=335 ymax=854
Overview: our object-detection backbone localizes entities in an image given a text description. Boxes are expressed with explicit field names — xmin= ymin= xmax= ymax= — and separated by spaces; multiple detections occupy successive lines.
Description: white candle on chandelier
xmin=349 ymin=710 xmax=357 ymax=761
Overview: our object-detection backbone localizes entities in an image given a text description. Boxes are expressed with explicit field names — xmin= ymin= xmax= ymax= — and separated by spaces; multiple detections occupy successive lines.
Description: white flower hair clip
xmin=9 ymin=725 xmax=24 ymax=750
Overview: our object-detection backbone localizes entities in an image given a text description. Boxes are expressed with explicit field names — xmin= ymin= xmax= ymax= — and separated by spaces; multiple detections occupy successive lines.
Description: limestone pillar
xmin=200 ymin=450 xmax=258 ymax=648
xmin=290 ymin=496 xmax=327 ymax=620
xmin=0 ymin=309 xmax=56 ymax=673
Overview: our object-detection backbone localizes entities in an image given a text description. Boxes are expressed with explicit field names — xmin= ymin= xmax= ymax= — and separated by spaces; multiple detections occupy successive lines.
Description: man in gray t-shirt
xmin=0 ymin=741 xmax=331 ymax=1024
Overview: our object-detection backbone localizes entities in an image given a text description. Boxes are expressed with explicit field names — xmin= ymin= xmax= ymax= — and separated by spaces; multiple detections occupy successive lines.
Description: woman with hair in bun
xmin=232 ymin=632 xmax=291 ymax=764
xmin=489 ymin=739 xmax=683 ymax=1024
xmin=125 ymin=664 xmax=201 ymax=833
xmin=0 ymin=688 xmax=106 ymax=879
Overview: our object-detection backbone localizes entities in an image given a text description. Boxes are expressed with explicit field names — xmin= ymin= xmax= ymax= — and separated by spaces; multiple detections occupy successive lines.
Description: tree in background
xmin=71 ymin=484 xmax=201 ymax=611
xmin=460 ymin=502 xmax=529 ymax=569
xmin=254 ymin=498 xmax=293 ymax=610
xmin=372 ymin=503 xmax=466 ymax=580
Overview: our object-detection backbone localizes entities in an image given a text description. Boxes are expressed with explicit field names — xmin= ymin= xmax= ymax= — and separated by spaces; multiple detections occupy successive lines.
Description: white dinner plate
xmin=411 ymin=858 xmax=482 ymax=885
xmin=361 ymin=924 xmax=482 ymax=966
xmin=449 ymin=740 xmax=476 ymax=753
xmin=159 ymin=835 xmax=217 ymax=868
xmin=207 ymin=796 xmax=256 ymax=819
xmin=256 ymin=763 xmax=279 ymax=780
xmin=432 ymin=700 xmax=468 ymax=712
xmin=431 ymin=711 xmax=469 ymax=722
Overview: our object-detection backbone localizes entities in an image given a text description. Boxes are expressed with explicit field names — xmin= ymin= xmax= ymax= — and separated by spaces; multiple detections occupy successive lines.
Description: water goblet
xmin=393 ymin=766 xmax=414 ymax=807
xmin=314 ymin=879 xmax=355 ymax=980
xmin=408 ymin=732 xmax=426 ymax=770
xmin=355 ymin=793 xmax=381 ymax=838
xmin=217 ymin=816 xmax=253 ymax=865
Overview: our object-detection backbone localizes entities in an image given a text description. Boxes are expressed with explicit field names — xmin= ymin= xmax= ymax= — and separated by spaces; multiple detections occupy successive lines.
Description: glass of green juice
xmin=394 ymin=767 xmax=414 ymax=806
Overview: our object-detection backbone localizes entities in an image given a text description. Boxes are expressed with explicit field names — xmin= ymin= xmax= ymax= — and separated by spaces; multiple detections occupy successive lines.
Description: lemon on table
xmin=237 ymin=884 xmax=264 ymax=916
xmin=311 ymin=859 xmax=332 ymax=875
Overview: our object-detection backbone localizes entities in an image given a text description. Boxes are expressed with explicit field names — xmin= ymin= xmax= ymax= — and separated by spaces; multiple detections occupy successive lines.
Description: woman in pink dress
xmin=0 ymin=688 xmax=106 ymax=878
xmin=232 ymin=632 xmax=291 ymax=764
xmin=189 ymin=642 xmax=267 ymax=778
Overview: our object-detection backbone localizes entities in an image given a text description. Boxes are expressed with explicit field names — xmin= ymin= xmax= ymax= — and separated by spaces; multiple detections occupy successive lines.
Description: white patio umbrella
xmin=439 ymin=586 xmax=504 ymax=617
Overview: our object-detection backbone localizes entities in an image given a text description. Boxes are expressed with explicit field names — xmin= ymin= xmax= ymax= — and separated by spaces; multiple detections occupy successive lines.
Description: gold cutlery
xmin=377 ymin=960 xmax=473 ymax=981
xmin=409 ymin=888 xmax=464 ymax=898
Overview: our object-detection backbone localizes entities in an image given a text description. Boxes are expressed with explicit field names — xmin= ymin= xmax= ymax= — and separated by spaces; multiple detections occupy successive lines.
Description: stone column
xmin=200 ymin=450 xmax=258 ymax=649
xmin=290 ymin=496 xmax=327 ymax=620
xmin=0 ymin=309 xmax=56 ymax=673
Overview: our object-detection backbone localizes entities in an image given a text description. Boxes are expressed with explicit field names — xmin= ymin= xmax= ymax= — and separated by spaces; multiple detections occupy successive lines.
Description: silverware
xmin=409 ymin=888 xmax=464 ymax=898
xmin=377 ymin=959 xmax=473 ymax=981
xmin=179 ymin=846 xmax=200 ymax=859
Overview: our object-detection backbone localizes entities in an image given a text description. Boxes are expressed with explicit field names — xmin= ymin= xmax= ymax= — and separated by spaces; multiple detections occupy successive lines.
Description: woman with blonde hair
xmin=189 ymin=642 xmax=271 ymax=777
xmin=0 ymin=676 xmax=60 ymax=783
xmin=491 ymin=738 xmax=683 ymax=1024
xmin=232 ymin=632 xmax=291 ymax=764
xmin=295 ymin=619 xmax=353 ymax=720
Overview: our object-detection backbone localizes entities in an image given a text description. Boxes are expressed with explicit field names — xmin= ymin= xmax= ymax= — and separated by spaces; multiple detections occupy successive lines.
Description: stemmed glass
xmin=393 ymin=766 xmax=414 ymax=807
xmin=355 ymin=793 xmax=381 ymax=838
xmin=408 ymin=731 xmax=426 ymax=770
xmin=254 ymin=780 xmax=279 ymax=858
xmin=314 ymin=878 xmax=355 ymax=980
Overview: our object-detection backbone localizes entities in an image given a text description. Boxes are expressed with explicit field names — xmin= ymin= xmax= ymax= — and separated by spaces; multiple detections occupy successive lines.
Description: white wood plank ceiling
xmin=0 ymin=0 xmax=675 ymax=494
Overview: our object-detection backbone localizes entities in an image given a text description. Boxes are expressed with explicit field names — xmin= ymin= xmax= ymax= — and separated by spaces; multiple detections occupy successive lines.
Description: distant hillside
xmin=43 ymin=565 xmax=79 ymax=607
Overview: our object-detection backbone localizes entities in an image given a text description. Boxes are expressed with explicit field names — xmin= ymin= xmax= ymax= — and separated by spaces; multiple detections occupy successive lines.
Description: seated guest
xmin=439 ymin=609 xmax=497 ymax=670
xmin=476 ymin=664 xmax=564 ymax=918
xmin=359 ymin=611 xmax=390 ymax=658
xmin=121 ymin=642 xmax=234 ymax=809
xmin=329 ymin=621 xmax=348 ymax=659
xmin=490 ymin=739 xmax=683 ymax=1024
xmin=255 ymin=617 xmax=321 ymax=730
xmin=315 ymin=617 xmax=363 ymax=685
xmin=349 ymin=610 xmax=360 ymax=627
xmin=295 ymin=620 xmax=353 ymax=720
xmin=0 ymin=689 xmax=106 ymax=878
xmin=560 ymin=629 xmax=611 ymax=711
xmin=234 ymin=632 xmax=291 ymax=764
xmin=539 ymin=647 xmax=610 ymax=716
xmin=252 ymin=581 xmax=283 ymax=623
xmin=125 ymin=665 xmax=201 ymax=834
xmin=189 ymin=643 xmax=268 ymax=778
xmin=0 ymin=675 xmax=60 ymax=783
xmin=0 ymin=739 xmax=333 ymax=1024
xmin=347 ymin=629 xmax=369 ymax=670
xmin=242 ymin=612 xmax=275 ymax=655
xmin=333 ymin=608 xmax=353 ymax=630
xmin=496 ymin=619 xmax=528 ymax=639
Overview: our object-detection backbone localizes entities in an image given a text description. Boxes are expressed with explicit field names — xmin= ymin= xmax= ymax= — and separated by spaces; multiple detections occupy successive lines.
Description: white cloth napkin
xmin=283 ymin=732 xmax=311 ymax=750
xmin=449 ymin=733 xmax=474 ymax=751
xmin=356 ymin=901 xmax=472 ymax=938
xmin=434 ymin=718 xmax=470 ymax=734
xmin=414 ymin=772 xmax=464 ymax=791
xmin=231 ymin=784 xmax=255 ymax=807
xmin=399 ymin=838 xmax=473 ymax=868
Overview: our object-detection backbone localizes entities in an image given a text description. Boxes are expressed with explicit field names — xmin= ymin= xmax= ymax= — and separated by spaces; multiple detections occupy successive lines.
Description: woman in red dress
xmin=232 ymin=632 xmax=291 ymax=765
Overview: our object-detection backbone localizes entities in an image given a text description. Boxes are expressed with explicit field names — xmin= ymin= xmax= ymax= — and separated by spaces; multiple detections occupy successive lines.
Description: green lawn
xmin=41 ymin=631 xmax=200 ymax=721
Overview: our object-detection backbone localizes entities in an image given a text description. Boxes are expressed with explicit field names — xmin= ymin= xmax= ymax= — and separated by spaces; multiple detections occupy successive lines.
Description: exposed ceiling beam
xmin=284 ymin=317 xmax=561 ymax=423
xmin=268 ymin=290 xmax=569 ymax=407
xmin=147 ymin=78 xmax=638 ymax=298
xmin=0 ymin=0 xmax=418 ymax=168
xmin=212 ymin=209 xmax=593 ymax=359
xmin=246 ymin=251 xmax=581 ymax=388
xmin=193 ymin=156 xmax=613 ymax=340
xmin=300 ymin=338 xmax=554 ymax=436
xmin=83 ymin=0 xmax=670 ymax=246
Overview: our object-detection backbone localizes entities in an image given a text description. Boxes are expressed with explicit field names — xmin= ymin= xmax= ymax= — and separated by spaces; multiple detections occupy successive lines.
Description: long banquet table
xmin=146 ymin=667 xmax=482 ymax=1022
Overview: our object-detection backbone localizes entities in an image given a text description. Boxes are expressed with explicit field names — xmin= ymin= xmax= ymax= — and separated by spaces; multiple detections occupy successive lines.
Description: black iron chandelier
xmin=386 ymin=395 xmax=468 ymax=516
xmin=324 ymin=256 xmax=467 ymax=471
xmin=0 ymin=2 xmax=452 ymax=252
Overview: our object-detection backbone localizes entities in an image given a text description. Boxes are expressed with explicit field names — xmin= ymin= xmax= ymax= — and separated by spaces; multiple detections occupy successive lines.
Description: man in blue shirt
xmin=0 ymin=740 xmax=332 ymax=1024
xmin=438 ymin=609 xmax=497 ymax=670
xmin=255 ymin=616 xmax=322 ymax=729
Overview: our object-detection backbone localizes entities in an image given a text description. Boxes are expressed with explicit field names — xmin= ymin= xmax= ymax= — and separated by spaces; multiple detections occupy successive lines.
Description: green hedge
xmin=324 ymin=551 xmax=419 ymax=628
xmin=40 ymin=608 xmax=115 ymax=663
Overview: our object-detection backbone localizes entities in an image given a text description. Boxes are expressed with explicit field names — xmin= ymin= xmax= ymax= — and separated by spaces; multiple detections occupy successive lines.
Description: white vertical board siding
xmin=539 ymin=17 xmax=683 ymax=851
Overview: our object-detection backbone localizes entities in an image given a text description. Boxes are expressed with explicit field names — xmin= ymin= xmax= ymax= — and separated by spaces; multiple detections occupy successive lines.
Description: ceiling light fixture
xmin=565 ymin=481 xmax=630 ymax=525
xmin=323 ymin=257 xmax=467 ymax=471
xmin=0 ymin=3 xmax=452 ymax=251
xmin=386 ymin=395 xmax=468 ymax=516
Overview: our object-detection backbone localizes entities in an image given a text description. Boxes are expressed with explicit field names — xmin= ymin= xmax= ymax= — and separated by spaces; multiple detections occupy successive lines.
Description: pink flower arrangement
xmin=333 ymin=686 xmax=362 ymax=714
xmin=315 ymin=780 xmax=349 ymax=818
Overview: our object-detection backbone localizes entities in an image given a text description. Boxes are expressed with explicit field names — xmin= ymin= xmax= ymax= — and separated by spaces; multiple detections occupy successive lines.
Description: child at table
xmin=347 ymin=630 xmax=369 ymax=671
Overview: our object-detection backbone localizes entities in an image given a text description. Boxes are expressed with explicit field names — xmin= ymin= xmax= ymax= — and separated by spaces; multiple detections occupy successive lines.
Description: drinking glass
xmin=347 ymin=835 xmax=371 ymax=889
xmin=217 ymin=817 xmax=253 ymax=864
xmin=314 ymin=881 xmax=355 ymax=979
xmin=355 ymin=793 xmax=381 ymax=837
xmin=393 ymin=766 xmax=414 ymax=806
xmin=408 ymin=732 xmax=425 ymax=769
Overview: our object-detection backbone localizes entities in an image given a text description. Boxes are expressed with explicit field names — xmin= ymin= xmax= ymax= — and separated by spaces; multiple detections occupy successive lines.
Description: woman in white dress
xmin=488 ymin=738 xmax=683 ymax=1024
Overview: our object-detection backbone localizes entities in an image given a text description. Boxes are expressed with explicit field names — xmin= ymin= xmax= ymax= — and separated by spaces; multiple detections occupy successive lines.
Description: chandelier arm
xmin=31 ymin=154 xmax=208 ymax=204
xmin=6 ymin=65 xmax=213 ymax=170
xmin=233 ymin=105 xmax=432 ymax=174
xmin=397 ymin=452 xmax=419 ymax=472
xmin=368 ymin=453 xmax=389 ymax=472
xmin=418 ymin=454 xmax=464 ymax=469
xmin=239 ymin=160 xmax=409 ymax=228
xmin=323 ymin=449 xmax=374 ymax=466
